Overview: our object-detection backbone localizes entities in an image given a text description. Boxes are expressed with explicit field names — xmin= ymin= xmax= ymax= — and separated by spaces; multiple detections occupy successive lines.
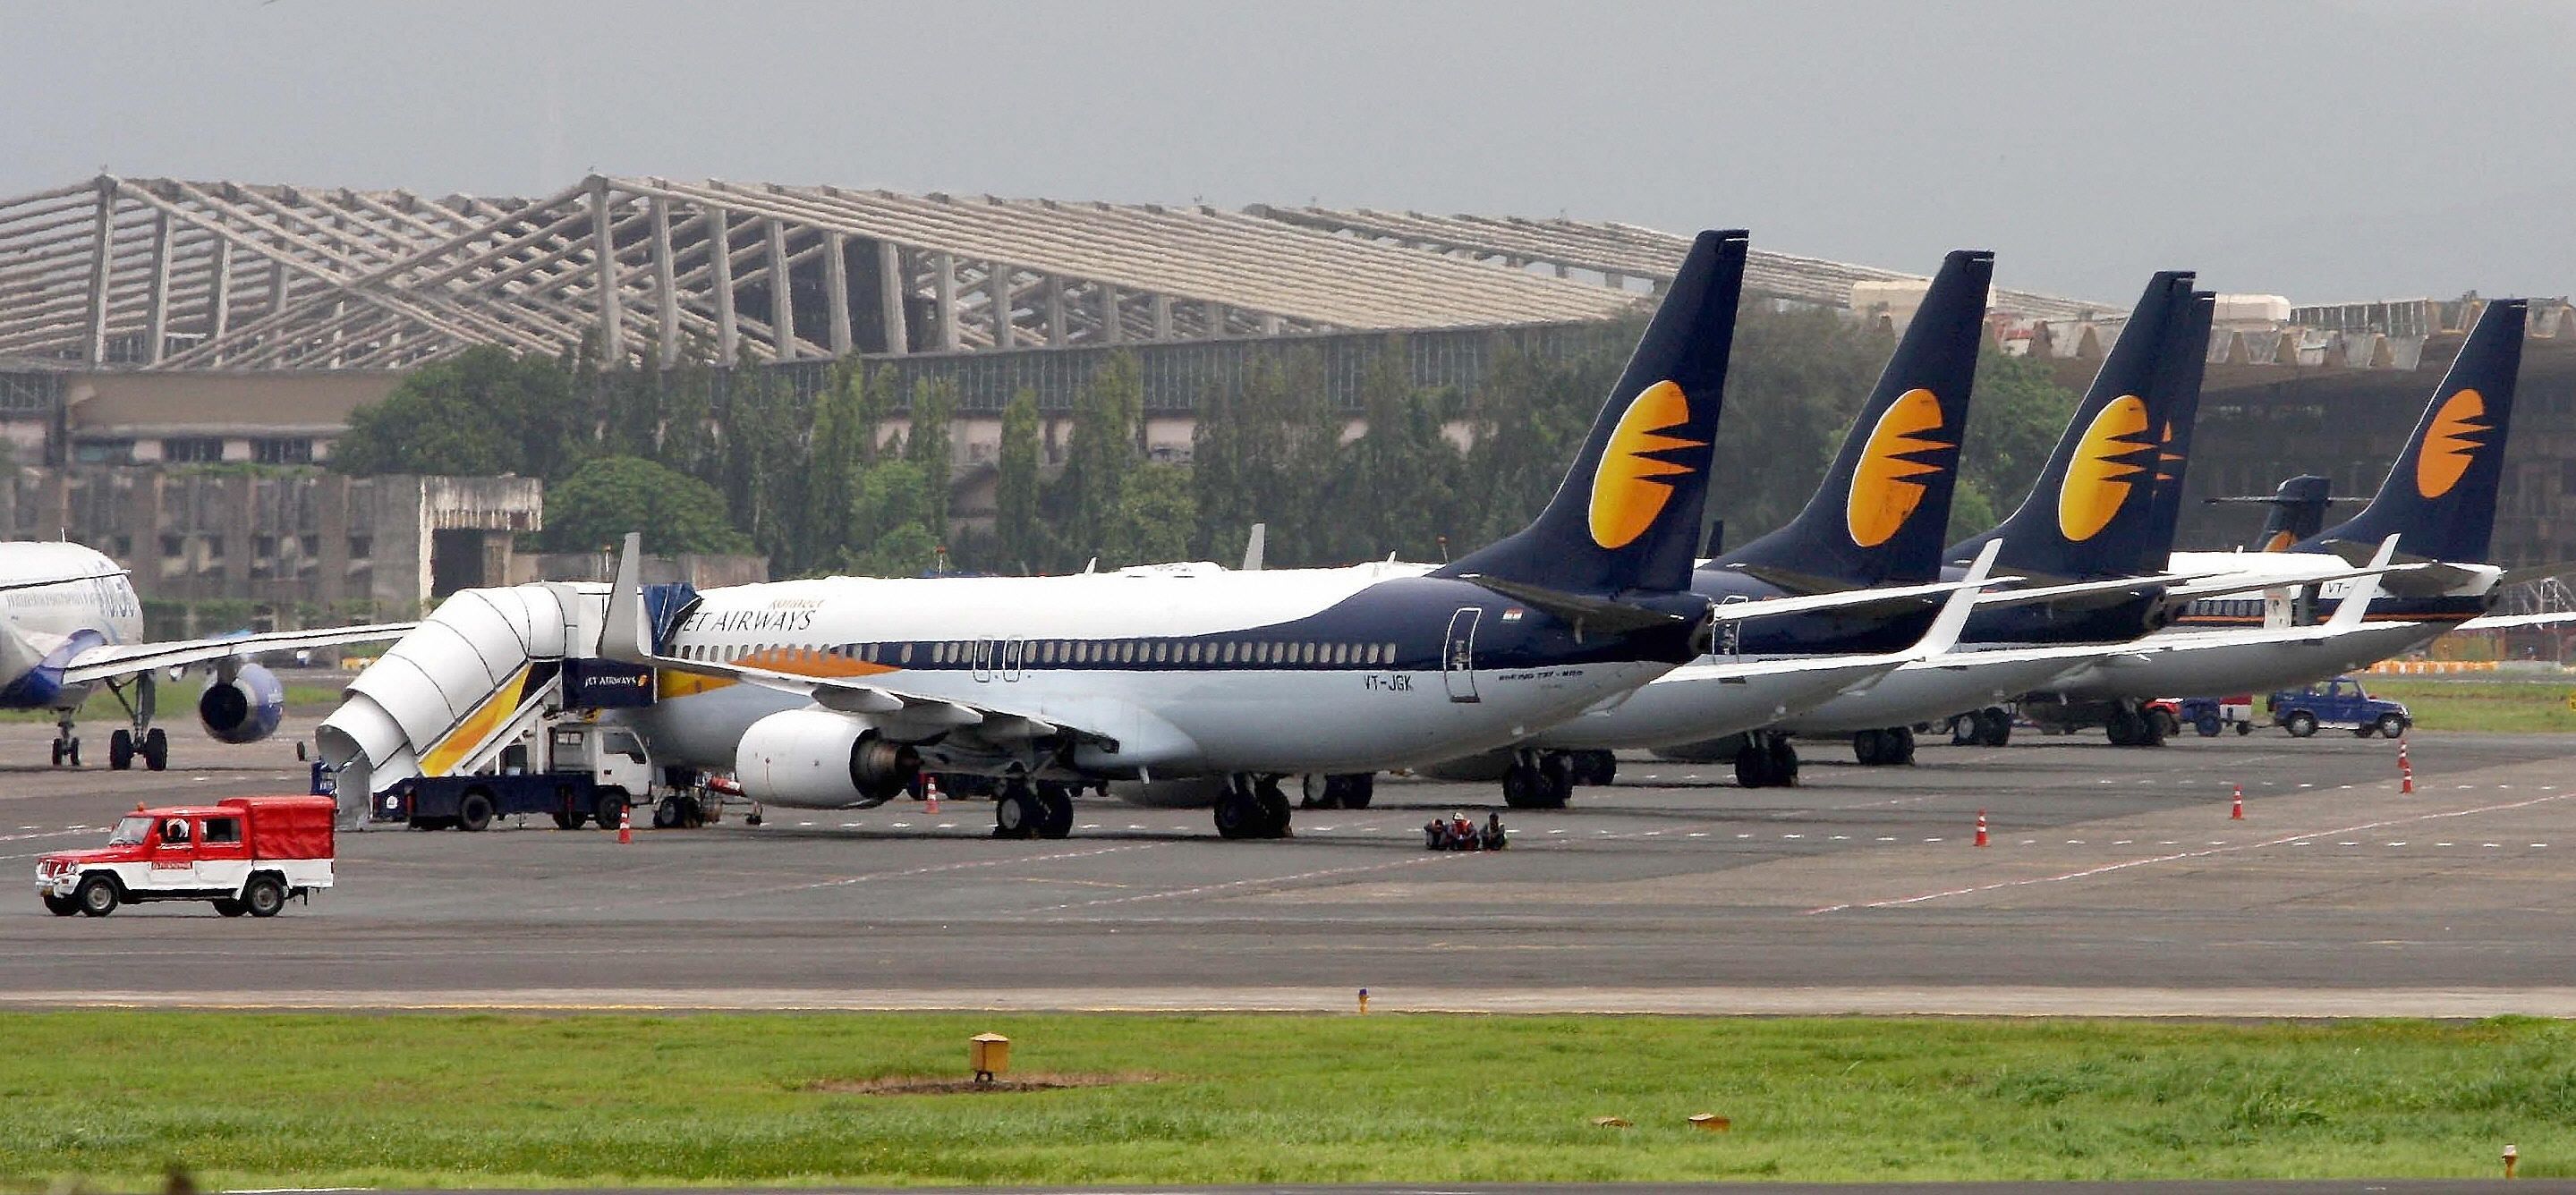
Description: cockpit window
xmin=109 ymin=816 xmax=152 ymax=845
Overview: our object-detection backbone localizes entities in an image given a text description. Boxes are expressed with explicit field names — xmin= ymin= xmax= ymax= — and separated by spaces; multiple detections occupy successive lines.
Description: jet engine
xmin=734 ymin=708 xmax=922 ymax=808
xmin=199 ymin=664 xmax=286 ymax=744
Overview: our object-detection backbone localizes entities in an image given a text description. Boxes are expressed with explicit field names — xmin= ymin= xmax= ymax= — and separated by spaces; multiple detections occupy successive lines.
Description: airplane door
xmin=972 ymin=638 xmax=995 ymax=682
xmin=1717 ymin=594 xmax=1748 ymax=657
xmin=999 ymin=638 xmax=1024 ymax=682
xmin=1442 ymin=607 xmax=1482 ymax=703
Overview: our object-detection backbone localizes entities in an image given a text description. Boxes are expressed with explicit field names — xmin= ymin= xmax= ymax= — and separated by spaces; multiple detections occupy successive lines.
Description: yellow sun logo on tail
xmin=1589 ymin=380 xmax=1706 ymax=549
xmin=1845 ymin=388 xmax=1952 ymax=548
xmin=2414 ymin=388 xmax=2487 ymax=499
xmin=2056 ymin=395 xmax=2155 ymax=542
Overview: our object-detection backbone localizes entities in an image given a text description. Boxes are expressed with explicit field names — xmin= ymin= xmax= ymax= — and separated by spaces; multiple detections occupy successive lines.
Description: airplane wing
xmin=61 ymin=623 xmax=417 ymax=685
xmin=595 ymin=533 xmax=1121 ymax=750
xmin=2453 ymin=611 xmax=2576 ymax=631
xmin=2163 ymin=561 xmax=2427 ymax=603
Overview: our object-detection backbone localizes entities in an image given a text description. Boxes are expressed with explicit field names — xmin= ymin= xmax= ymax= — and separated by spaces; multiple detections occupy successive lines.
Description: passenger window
xmin=1222 ymin=642 xmax=1238 ymax=665
xmin=899 ymin=643 xmax=914 ymax=665
xmin=1186 ymin=643 xmax=1203 ymax=664
xmin=201 ymin=818 xmax=242 ymax=845
xmin=1153 ymin=642 xmax=1169 ymax=664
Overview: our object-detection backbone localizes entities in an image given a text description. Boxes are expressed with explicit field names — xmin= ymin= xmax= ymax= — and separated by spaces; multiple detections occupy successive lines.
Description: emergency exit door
xmin=1443 ymin=607 xmax=1482 ymax=703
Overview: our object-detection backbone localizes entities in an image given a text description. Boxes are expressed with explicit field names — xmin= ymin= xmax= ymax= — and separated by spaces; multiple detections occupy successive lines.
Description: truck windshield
xmin=107 ymin=815 xmax=153 ymax=845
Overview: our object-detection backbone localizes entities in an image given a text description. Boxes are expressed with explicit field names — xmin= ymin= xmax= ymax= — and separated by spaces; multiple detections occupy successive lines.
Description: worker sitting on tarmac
xmin=1481 ymin=812 xmax=1507 ymax=851
xmin=1450 ymin=812 xmax=1475 ymax=848
xmin=1424 ymin=817 xmax=1446 ymax=850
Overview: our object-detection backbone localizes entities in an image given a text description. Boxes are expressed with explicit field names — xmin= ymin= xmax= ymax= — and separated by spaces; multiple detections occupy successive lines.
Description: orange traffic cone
xmin=2399 ymin=738 xmax=2414 ymax=794
xmin=617 ymin=801 xmax=633 ymax=844
xmin=2231 ymin=783 xmax=2245 ymax=820
xmin=925 ymin=776 xmax=941 ymax=815
xmin=1974 ymin=809 xmax=1988 ymax=848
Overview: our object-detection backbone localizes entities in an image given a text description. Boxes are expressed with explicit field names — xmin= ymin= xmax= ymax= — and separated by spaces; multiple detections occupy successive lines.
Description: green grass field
xmin=2 ymin=1012 xmax=2570 ymax=1190
xmin=2359 ymin=678 xmax=2576 ymax=733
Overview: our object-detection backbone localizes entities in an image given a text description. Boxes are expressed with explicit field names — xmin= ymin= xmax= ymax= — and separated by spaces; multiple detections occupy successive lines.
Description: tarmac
xmin=6 ymin=717 xmax=2576 ymax=1016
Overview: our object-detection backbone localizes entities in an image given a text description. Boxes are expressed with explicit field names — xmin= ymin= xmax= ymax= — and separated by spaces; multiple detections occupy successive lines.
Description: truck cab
xmin=37 ymin=795 xmax=336 ymax=917
xmin=2266 ymin=675 xmax=2411 ymax=739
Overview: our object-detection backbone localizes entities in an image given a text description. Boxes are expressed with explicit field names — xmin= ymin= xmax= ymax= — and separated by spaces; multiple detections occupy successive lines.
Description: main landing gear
xmin=1949 ymin=707 xmax=2013 ymax=748
xmin=97 ymin=674 xmax=168 ymax=771
xmin=1301 ymin=773 xmax=1376 ymax=809
xmin=2104 ymin=700 xmax=2171 ymax=748
xmin=1213 ymin=775 xmax=1293 ymax=839
xmin=1735 ymin=732 xmax=1799 ymax=789
xmin=1851 ymin=725 xmax=1916 ymax=767
xmin=1501 ymin=749 xmax=1573 ymax=809
xmin=993 ymin=777 xmax=1075 ymax=840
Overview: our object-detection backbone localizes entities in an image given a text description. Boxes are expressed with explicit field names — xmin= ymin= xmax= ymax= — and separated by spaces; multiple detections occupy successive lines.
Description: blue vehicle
xmin=2266 ymin=676 xmax=2411 ymax=739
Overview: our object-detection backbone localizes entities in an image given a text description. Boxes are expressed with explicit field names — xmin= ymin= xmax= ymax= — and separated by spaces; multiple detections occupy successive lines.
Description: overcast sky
xmin=5 ymin=2 xmax=2570 ymax=305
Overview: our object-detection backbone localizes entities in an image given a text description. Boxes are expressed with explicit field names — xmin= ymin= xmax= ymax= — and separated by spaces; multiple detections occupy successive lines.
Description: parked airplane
xmin=1424 ymin=249 xmax=2005 ymax=801
xmin=0 ymin=541 xmax=412 ymax=769
xmin=600 ymin=232 xmax=1778 ymax=840
xmin=2164 ymin=300 xmax=2531 ymax=628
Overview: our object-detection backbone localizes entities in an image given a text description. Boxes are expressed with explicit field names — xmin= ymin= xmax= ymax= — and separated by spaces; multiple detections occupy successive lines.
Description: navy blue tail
xmin=2138 ymin=291 xmax=2215 ymax=558
xmin=1946 ymin=270 xmax=2198 ymax=580
xmin=1437 ymin=230 xmax=1748 ymax=595
xmin=1719 ymin=249 xmax=1994 ymax=588
xmin=2300 ymin=299 xmax=2528 ymax=564
xmin=2200 ymin=474 xmax=2338 ymax=551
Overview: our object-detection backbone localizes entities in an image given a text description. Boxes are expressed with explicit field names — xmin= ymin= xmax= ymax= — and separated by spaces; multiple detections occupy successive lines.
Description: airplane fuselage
xmin=627 ymin=563 xmax=1707 ymax=801
xmin=0 ymin=543 xmax=144 ymax=710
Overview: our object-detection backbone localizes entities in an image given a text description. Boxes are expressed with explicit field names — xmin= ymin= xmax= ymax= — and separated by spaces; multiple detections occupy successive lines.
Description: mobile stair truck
xmin=371 ymin=658 xmax=664 ymax=831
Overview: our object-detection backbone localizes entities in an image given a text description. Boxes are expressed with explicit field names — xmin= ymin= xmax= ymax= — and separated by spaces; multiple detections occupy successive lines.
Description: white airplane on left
xmin=0 ymin=540 xmax=413 ymax=769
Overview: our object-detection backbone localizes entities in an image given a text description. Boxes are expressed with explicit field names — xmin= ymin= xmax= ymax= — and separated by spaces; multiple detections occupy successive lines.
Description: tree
xmin=1951 ymin=344 xmax=2081 ymax=539
xmin=994 ymin=390 xmax=1043 ymax=572
xmin=1055 ymin=352 xmax=1144 ymax=564
xmin=841 ymin=458 xmax=940 ymax=577
xmin=1190 ymin=347 xmax=1338 ymax=565
xmin=905 ymin=377 xmax=957 ymax=543
xmin=333 ymin=346 xmax=589 ymax=479
xmin=542 ymin=455 xmax=751 ymax=555
xmin=801 ymin=361 xmax=880 ymax=574
xmin=1322 ymin=336 xmax=1462 ymax=563
xmin=1102 ymin=463 xmax=1197 ymax=568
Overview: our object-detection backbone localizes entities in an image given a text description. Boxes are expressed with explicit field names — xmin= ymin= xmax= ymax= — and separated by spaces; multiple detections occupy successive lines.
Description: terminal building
xmin=0 ymin=173 xmax=2571 ymax=595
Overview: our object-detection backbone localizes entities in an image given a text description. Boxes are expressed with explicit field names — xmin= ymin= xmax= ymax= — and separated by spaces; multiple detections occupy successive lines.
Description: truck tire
xmin=74 ymin=875 xmax=118 ymax=917
xmin=594 ymin=791 xmax=627 ymax=831
xmin=2196 ymin=714 xmax=2223 ymax=738
xmin=551 ymin=811 xmax=580 ymax=830
xmin=43 ymin=894 xmax=79 ymax=917
xmin=242 ymin=875 xmax=286 ymax=918
xmin=211 ymin=899 xmax=247 ymax=917
xmin=2235 ymin=721 xmax=2253 ymax=735
xmin=456 ymin=790 xmax=496 ymax=833
xmin=2378 ymin=713 xmax=2409 ymax=738
xmin=2284 ymin=711 xmax=2318 ymax=738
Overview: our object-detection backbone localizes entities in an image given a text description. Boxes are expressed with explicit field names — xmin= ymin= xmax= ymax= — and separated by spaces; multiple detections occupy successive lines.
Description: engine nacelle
xmin=734 ymin=708 xmax=921 ymax=809
xmin=199 ymin=664 xmax=285 ymax=744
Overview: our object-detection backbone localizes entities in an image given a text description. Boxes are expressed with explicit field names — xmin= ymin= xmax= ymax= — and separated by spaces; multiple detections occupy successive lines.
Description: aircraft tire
xmin=1035 ymin=784 xmax=1075 ymax=839
xmin=108 ymin=730 xmax=133 ymax=771
xmin=142 ymin=729 xmax=168 ymax=771
xmin=993 ymin=783 xmax=1041 ymax=839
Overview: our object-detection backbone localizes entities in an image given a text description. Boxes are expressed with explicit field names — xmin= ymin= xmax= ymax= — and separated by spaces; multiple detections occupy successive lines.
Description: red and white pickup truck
xmin=37 ymin=795 xmax=336 ymax=918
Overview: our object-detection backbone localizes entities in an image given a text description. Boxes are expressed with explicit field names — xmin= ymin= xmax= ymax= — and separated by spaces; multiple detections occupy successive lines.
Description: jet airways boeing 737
xmin=0 ymin=541 xmax=412 ymax=768
xmin=593 ymin=231 xmax=1775 ymax=840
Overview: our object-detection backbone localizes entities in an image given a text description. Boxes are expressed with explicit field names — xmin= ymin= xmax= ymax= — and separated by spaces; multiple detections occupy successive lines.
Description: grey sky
xmin=5 ymin=1 xmax=2570 ymax=305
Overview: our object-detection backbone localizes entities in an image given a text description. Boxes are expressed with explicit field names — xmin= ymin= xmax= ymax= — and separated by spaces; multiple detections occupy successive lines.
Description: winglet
xmin=1241 ymin=522 xmax=1266 ymax=572
xmin=2324 ymin=533 xmax=2401 ymax=630
xmin=1912 ymin=538 xmax=2002 ymax=659
xmin=599 ymin=531 xmax=654 ymax=663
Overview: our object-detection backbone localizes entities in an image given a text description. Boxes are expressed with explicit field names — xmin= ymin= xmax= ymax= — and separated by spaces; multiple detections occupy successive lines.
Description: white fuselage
xmin=0 ymin=542 xmax=144 ymax=708
xmin=625 ymin=562 xmax=1682 ymax=804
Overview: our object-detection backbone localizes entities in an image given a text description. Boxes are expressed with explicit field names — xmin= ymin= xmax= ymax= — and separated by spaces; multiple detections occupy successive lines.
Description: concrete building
xmin=0 ymin=468 xmax=540 ymax=623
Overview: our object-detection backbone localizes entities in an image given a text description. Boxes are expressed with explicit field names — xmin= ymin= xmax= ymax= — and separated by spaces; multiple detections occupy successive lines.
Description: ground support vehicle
xmin=2267 ymin=676 xmax=2412 ymax=738
xmin=376 ymin=721 xmax=656 ymax=832
xmin=38 ymin=795 xmax=334 ymax=917
xmin=2167 ymin=694 xmax=2257 ymax=736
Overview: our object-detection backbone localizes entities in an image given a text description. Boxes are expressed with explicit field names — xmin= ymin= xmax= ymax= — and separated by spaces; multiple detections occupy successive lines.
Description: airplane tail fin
xmin=1946 ymin=270 xmax=2199 ymax=579
xmin=2202 ymin=474 xmax=2340 ymax=551
xmin=2300 ymin=299 xmax=2528 ymax=564
xmin=1435 ymin=230 xmax=1747 ymax=594
xmin=1720 ymin=249 xmax=1993 ymax=587
xmin=2138 ymin=291 xmax=2215 ymax=558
